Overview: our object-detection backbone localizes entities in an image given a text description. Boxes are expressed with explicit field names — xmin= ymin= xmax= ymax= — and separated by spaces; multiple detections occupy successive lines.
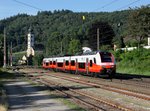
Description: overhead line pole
xmin=61 ymin=41 xmax=63 ymax=55
xmin=10 ymin=42 xmax=12 ymax=66
xmin=97 ymin=28 xmax=99 ymax=51
xmin=3 ymin=28 xmax=6 ymax=68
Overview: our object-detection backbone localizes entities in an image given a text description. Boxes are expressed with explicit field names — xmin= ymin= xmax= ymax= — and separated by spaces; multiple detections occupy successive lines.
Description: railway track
xmin=100 ymin=76 xmax=150 ymax=89
xmin=17 ymin=67 xmax=150 ymax=100
xmin=47 ymin=70 xmax=150 ymax=91
xmin=68 ymin=73 xmax=150 ymax=94
xmin=8 ymin=66 xmax=150 ymax=86
xmin=23 ymin=73 xmax=133 ymax=111
xmin=7 ymin=66 xmax=150 ymax=80
xmin=67 ymin=72 xmax=150 ymax=89
xmin=15 ymin=68 xmax=150 ymax=110
xmin=104 ymin=78 xmax=150 ymax=89
xmin=43 ymin=72 xmax=150 ymax=101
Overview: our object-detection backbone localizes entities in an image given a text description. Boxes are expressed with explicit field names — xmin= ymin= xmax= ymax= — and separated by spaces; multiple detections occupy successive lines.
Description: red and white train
xmin=42 ymin=51 xmax=116 ymax=77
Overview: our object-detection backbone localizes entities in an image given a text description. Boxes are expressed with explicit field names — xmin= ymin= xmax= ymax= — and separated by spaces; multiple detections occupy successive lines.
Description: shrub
xmin=114 ymin=48 xmax=150 ymax=75
xmin=33 ymin=52 xmax=44 ymax=66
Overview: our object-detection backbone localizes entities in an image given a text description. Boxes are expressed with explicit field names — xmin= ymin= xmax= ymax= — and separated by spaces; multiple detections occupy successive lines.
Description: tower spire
xmin=27 ymin=27 xmax=35 ymax=57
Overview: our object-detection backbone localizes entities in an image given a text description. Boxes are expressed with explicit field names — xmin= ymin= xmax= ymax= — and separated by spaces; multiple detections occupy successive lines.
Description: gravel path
xmin=5 ymin=80 xmax=73 ymax=111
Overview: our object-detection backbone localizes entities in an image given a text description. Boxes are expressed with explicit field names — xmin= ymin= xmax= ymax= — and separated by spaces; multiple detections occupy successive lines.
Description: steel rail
xmin=28 ymin=74 xmax=133 ymax=111
xmin=45 ymin=73 xmax=150 ymax=101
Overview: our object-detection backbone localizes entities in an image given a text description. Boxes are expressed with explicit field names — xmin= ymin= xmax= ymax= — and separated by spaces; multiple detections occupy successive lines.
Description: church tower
xmin=27 ymin=28 xmax=34 ymax=49
xmin=27 ymin=27 xmax=35 ymax=57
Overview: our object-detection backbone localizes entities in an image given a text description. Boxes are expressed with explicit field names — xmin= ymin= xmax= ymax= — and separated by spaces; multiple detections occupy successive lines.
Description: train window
xmin=71 ymin=60 xmax=75 ymax=66
xmin=46 ymin=62 xmax=49 ymax=66
xmin=90 ymin=60 xmax=93 ymax=67
xmin=53 ymin=61 xmax=56 ymax=65
xmin=50 ymin=61 xmax=52 ymax=65
xmin=65 ymin=61 xmax=69 ymax=66
xmin=78 ymin=63 xmax=85 ymax=69
xmin=94 ymin=58 xmax=96 ymax=64
xmin=100 ymin=52 xmax=112 ymax=62
xmin=57 ymin=62 xmax=63 ymax=67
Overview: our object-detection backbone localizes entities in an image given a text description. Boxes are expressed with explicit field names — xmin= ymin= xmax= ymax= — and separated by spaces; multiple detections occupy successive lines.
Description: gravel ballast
xmin=5 ymin=80 xmax=74 ymax=111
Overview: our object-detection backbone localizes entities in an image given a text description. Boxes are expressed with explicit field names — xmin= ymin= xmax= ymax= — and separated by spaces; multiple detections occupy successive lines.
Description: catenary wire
xmin=11 ymin=0 xmax=144 ymax=49
xmin=93 ymin=0 xmax=120 ymax=12
xmin=12 ymin=0 xmax=42 ymax=11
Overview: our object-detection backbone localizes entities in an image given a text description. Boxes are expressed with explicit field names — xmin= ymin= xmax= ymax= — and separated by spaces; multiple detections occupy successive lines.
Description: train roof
xmin=44 ymin=50 xmax=111 ymax=59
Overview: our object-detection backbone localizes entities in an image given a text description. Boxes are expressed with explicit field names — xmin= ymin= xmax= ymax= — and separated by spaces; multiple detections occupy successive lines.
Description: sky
xmin=0 ymin=0 xmax=150 ymax=20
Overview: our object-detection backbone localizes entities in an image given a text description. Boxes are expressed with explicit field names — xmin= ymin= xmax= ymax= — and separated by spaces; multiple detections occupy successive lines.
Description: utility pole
xmin=148 ymin=35 xmax=150 ymax=46
xmin=97 ymin=28 xmax=99 ymax=51
xmin=3 ymin=28 xmax=6 ymax=68
xmin=10 ymin=42 xmax=12 ymax=66
xmin=61 ymin=41 xmax=63 ymax=55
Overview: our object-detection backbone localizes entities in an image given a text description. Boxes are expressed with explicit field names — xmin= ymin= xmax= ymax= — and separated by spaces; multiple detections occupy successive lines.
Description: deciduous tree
xmin=68 ymin=39 xmax=82 ymax=55
xmin=88 ymin=21 xmax=115 ymax=50
xmin=128 ymin=5 xmax=150 ymax=47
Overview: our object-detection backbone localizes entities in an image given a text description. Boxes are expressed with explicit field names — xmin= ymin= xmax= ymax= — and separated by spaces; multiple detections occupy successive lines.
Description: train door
xmin=86 ymin=58 xmax=89 ymax=75
xmin=63 ymin=59 xmax=65 ymax=71
xmin=69 ymin=56 xmax=71 ymax=71
xmin=75 ymin=58 xmax=78 ymax=74
xmin=55 ymin=59 xmax=58 ymax=72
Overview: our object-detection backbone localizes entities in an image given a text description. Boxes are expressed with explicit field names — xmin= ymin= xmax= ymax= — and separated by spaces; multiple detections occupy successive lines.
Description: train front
xmin=98 ymin=52 xmax=116 ymax=77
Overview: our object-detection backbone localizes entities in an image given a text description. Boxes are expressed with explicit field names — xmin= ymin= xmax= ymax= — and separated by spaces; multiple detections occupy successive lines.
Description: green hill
xmin=0 ymin=9 xmax=130 ymax=56
xmin=0 ymin=6 xmax=149 ymax=75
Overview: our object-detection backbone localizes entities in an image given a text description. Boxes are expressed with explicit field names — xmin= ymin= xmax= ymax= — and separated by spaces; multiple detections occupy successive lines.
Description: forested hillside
xmin=0 ymin=5 xmax=149 ymax=58
xmin=0 ymin=9 xmax=130 ymax=55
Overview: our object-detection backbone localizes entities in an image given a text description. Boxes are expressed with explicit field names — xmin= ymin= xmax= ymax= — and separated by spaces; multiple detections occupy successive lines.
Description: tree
xmin=68 ymin=39 xmax=82 ymax=55
xmin=0 ymin=8 xmax=142 ymax=57
xmin=33 ymin=53 xmax=44 ymax=66
xmin=46 ymin=32 xmax=63 ymax=56
xmin=128 ymin=5 xmax=150 ymax=47
xmin=0 ymin=39 xmax=3 ymax=66
xmin=88 ymin=21 xmax=115 ymax=51
xmin=61 ymin=36 xmax=70 ymax=55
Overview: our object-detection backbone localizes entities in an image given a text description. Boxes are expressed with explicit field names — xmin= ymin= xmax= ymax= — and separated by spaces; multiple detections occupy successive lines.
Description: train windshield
xmin=100 ymin=52 xmax=112 ymax=62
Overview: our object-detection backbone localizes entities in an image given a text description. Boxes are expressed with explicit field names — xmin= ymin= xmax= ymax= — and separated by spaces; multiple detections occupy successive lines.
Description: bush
xmin=12 ymin=51 xmax=26 ymax=65
xmin=33 ymin=52 xmax=44 ymax=66
xmin=114 ymin=48 xmax=150 ymax=75
xmin=0 ymin=50 xmax=3 ymax=66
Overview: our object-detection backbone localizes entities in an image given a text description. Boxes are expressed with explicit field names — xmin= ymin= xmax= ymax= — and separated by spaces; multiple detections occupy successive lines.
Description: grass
xmin=116 ymin=59 xmax=150 ymax=76
xmin=48 ymin=92 xmax=86 ymax=111
xmin=0 ymin=69 xmax=15 ymax=80
xmin=0 ymin=68 xmax=16 ymax=111
xmin=59 ymin=98 xmax=86 ymax=111
xmin=117 ymin=67 xmax=150 ymax=76
xmin=114 ymin=49 xmax=150 ymax=76
xmin=13 ymin=51 xmax=26 ymax=55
